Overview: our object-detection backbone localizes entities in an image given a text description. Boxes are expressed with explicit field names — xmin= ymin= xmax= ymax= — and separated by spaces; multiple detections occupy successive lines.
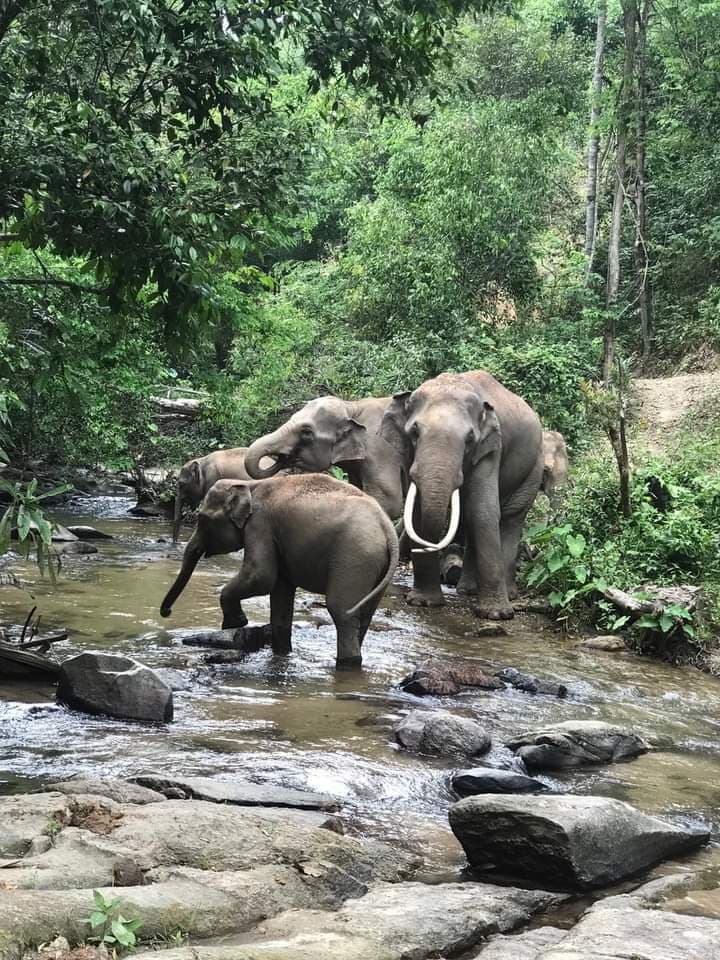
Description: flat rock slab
xmin=234 ymin=880 xmax=564 ymax=960
xmin=449 ymin=794 xmax=709 ymax=891
xmin=47 ymin=778 xmax=165 ymax=804
xmin=132 ymin=934 xmax=396 ymax=960
xmin=395 ymin=710 xmax=491 ymax=757
xmin=66 ymin=525 xmax=113 ymax=540
xmin=473 ymin=926 xmax=568 ymax=959
xmin=451 ymin=767 xmax=548 ymax=797
xmin=0 ymin=793 xmax=71 ymax=857
xmin=56 ymin=652 xmax=173 ymax=723
xmin=129 ymin=773 xmax=338 ymax=810
xmin=539 ymin=905 xmax=720 ymax=959
xmin=507 ymin=720 xmax=649 ymax=771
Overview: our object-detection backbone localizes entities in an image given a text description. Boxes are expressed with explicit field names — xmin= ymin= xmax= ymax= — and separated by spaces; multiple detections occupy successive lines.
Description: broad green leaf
xmin=659 ymin=613 xmax=674 ymax=632
xmin=547 ymin=553 xmax=566 ymax=573
xmin=566 ymin=533 xmax=586 ymax=558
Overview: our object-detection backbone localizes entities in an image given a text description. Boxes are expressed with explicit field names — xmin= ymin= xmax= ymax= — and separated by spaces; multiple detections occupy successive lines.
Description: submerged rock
xmin=400 ymin=658 xmax=504 ymax=697
xmin=449 ymin=794 xmax=709 ymax=891
xmin=394 ymin=710 xmax=491 ymax=758
xmin=579 ymin=634 xmax=627 ymax=652
xmin=54 ymin=540 xmax=99 ymax=555
xmin=451 ymin=767 xmax=548 ymax=798
xmin=495 ymin=667 xmax=567 ymax=698
xmin=507 ymin=720 xmax=649 ymax=772
xmin=129 ymin=773 xmax=338 ymax=811
xmin=56 ymin=653 xmax=173 ymax=723
xmin=66 ymin=525 xmax=113 ymax=540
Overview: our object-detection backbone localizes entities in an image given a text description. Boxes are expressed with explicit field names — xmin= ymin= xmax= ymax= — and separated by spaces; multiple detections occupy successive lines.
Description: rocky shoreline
xmin=1 ymin=773 xmax=718 ymax=960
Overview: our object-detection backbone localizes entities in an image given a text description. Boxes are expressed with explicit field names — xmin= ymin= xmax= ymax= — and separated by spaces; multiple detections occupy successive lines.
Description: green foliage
xmin=0 ymin=478 xmax=71 ymax=576
xmin=83 ymin=889 xmax=143 ymax=951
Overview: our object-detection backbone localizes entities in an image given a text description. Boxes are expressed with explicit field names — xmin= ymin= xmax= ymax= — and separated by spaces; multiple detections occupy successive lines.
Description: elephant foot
xmin=336 ymin=655 xmax=363 ymax=671
xmin=473 ymin=603 xmax=515 ymax=621
xmin=407 ymin=588 xmax=446 ymax=608
xmin=221 ymin=612 xmax=249 ymax=630
xmin=456 ymin=583 xmax=478 ymax=597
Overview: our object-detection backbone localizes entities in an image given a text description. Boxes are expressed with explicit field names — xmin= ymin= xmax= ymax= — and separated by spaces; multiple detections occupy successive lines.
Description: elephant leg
xmin=408 ymin=551 xmax=445 ymax=607
xmin=220 ymin=552 xmax=277 ymax=629
xmin=326 ymin=558 xmax=383 ymax=668
xmin=456 ymin=534 xmax=478 ymax=595
xmin=328 ymin=601 xmax=378 ymax=670
xmin=501 ymin=513 xmax=526 ymax=601
xmin=464 ymin=468 xmax=513 ymax=620
xmin=270 ymin=577 xmax=295 ymax=655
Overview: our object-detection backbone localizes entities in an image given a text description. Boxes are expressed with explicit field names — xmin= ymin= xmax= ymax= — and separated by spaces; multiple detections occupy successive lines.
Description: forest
xmin=1 ymin=0 xmax=720 ymax=636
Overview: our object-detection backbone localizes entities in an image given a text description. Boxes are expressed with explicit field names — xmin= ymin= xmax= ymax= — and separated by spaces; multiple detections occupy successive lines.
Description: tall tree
xmin=584 ymin=0 xmax=607 ymax=276
xmin=634 ymin=0 xmax=653 ymax=362
xmin=602 ymin=0 xmax=637 ymax=383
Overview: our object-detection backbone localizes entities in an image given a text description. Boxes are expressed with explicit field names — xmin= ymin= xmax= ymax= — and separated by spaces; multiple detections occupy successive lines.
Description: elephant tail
xmin=346 ymin=510 xmax=399 ymax=617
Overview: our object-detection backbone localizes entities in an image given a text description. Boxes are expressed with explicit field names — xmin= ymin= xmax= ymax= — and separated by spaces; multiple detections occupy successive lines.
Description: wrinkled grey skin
xmin=173 ymin=447 xmax=251 ymax=541
xmin=540 ymin=430 xmax=569 ymax=505
xmin=160 ymin=474 xmax=399 ymax=670
xmin=244 ymin=396 xmax=406 ymax=520
xmin=380 ymin=370 xmax=543 ymax=618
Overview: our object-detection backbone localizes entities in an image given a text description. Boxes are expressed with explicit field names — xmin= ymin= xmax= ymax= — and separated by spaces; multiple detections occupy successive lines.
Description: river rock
xmin=451 ymin=767 xmax=548 ymax=797
xmin=395 ymin=710 xmax=491 ymax=757
xmin=56 ymin=653 xmax=173 ymax=723
xmin=66 ymin=525 xmax=113 ymax=540
xmin=496 ymin=667 xmax=567 ymax=698
xmin=129 ymin=773 xmax=338 ymax=810
xmin=579 ymin=634 xmax=626 ymax=652
xmin=474 ymin=926 xmax=568 ymax=959
xmin=47 ymin=778 xmax=165 ymax=804
xmin=400 ymin=659 xmax=504 ymax=697
xmin=507 ymin=720 xmax=649 ymax=771
xmin=55 ymin=540 xmax=99 ymax=555
xmin=448 ymin=794 xmax=709 ymax=890
xmin=232 ymin=880 xmax=564 ymax=960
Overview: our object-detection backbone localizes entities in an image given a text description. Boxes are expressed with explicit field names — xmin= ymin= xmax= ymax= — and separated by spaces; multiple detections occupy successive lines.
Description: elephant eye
xmin=409 ymin=423 xmax=420 ymax=443
xmin=465 ymin=429 xmax=475 ymax=446
xmin=299 ymin=426 xmax=314 ymax=443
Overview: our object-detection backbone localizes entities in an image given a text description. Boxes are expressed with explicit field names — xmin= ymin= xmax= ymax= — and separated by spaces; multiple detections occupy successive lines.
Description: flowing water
xmin=2 ymin=493 xmax=720 ymax=874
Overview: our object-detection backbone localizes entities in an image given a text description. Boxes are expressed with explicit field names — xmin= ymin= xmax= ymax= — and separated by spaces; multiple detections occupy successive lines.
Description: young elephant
xmin=160 ymin=474 xmax=399 ymax=669
xmin=540 ymin=430 xmax=569 ymax=505
xmin=173 ymin=447 xmax=251 ymax=542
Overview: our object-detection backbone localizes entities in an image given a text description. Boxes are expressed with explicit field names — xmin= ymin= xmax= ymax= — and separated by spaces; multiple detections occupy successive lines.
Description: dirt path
xmin=631 ymin=372 xmax=720 ymax=453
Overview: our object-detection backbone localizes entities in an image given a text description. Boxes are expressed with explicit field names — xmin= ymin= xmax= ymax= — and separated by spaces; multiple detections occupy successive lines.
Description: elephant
xmin=380 ymin=370 xmax=543 ymax=619
xmin=160 ymin=474 xmax=399 ymax=669
xmin=243 ymin=396 xmax=407 ymax=520
xmin=172 ymin=447 xmax=251 ymax=541
xmin=540 ymin=430 xmax=569 ymax=505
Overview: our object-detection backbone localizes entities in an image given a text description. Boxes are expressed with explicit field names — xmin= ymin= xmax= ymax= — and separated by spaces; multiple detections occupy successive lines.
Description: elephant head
xmin=244 ymin=397 xmax=367 ymax=478
xmin=380 ymin=380 xmax=501 ymax=551
xmin=161 ymin=480 xmax=253 ymax=617
xmin=173 ymin=459 xmax=205 ymax=542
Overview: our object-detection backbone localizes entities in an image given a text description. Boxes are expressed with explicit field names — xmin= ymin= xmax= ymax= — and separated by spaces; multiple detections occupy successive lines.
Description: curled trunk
xmin=244 ymin=428 xmax=293 ymax=479
xmin=160 ymin=538 xmax=203 ymax=617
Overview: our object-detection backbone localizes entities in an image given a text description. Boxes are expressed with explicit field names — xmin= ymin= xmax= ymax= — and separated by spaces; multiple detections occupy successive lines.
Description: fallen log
xmin=178 ymin=624 xmax=273 ymax=653
xmin=0 ymin=639 xmax=61 ymax=679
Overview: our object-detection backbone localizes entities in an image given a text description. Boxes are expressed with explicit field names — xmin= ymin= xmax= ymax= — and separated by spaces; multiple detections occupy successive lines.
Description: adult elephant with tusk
xmin=380 ymin=370 xmax=543 ymax=619
xmin=243 ymin=396 xmax=407 ymax=520
xmin=160 ymin=474 xmax=399 ymax=670
xmin=172 ymin=447 xmax=252 ymax=542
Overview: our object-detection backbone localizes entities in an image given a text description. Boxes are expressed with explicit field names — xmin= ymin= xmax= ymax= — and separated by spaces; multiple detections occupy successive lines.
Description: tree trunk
xmin=635 ymin=0 xmax=653 ymax=364
xmin=602 ymin=0 xmax=638 ymax=384
xmin=584 ymin=0 xmax=607 ymax=276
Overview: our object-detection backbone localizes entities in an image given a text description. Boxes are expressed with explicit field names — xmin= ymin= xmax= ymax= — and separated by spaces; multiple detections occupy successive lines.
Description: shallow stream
xmin=2 ymin=493 xmax=720 ymax=875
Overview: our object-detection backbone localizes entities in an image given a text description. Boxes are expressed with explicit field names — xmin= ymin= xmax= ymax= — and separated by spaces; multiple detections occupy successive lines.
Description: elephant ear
xmin=226 ymin=483 xmax=253 ymax=529
xmin=470 ymin=401 xmax=502 ymax=465
xmin=189 ymin=459 xmax=201 ymax=484
xmin=378 ymin=391 xmax=412 ymax=459
xmin=332 ymin=418 xmax=368 ymax=462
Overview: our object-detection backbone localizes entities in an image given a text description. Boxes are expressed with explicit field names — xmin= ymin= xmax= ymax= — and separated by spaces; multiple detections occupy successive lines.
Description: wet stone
xmin=506 ymin=720 xmax=649 ymax=772
xmin=395 ymin=710 xmax=491 ymax=758
xmin=128 ymin=773 xmax=338 ymax=811
xmin=451 ymin=767 xmax=548 ymax=798
xmin=56 ymin=653 xmax=173 ymax=723
xmin=399 ymin=658 xmax=504 ymax=697
xmin=66 ymin=525 xmax=113 ymax=540
xmin=449 ymin=794 xmax=710 ymax=891
xmin=496 ymin=667 xmax=567 ymax=697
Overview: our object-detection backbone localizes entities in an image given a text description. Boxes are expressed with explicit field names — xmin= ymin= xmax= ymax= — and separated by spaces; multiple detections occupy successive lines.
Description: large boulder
xmin=394 ymin=710 xmax=491 ymax=758
xmin=449 ymin=794 xmax=709 ymax=891
xmin=507 ymin=720 xmax=649 ymax=772
xmin=451 ymin=767 xmax=548 ymax=798
xmin=56 ymin=653 xmax=173 ymax=723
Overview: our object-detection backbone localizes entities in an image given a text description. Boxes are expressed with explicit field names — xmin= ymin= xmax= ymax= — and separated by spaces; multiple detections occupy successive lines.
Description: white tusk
xmin=403 ymin=485 xmax=461 ymax=554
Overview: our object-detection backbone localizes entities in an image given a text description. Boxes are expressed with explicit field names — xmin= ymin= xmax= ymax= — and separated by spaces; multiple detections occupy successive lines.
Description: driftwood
xmin=18 ymin=631 xmax=68 ymax=651
xmin=150 ymin=397 xmax=203 ymax=418
xmin=602 ymin=585 xmax=700 ymax=618
xmin=0 ymin=639 xmax=61 ymax=678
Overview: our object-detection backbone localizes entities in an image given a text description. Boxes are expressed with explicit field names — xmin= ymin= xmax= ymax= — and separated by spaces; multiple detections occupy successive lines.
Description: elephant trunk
xmin=172 ymin=491 xmax=184 ymax=542
xmin=244 ymin=427 xmax=293 ymax=479
xmin=405 ymin=466 xmax=461 ymax=553
xmin=160 ymin=536 xmax=203 ymax=617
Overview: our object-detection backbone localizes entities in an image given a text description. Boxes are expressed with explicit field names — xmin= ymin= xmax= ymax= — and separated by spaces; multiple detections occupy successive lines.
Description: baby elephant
xmin=160 ymin=474 xmax=399 ymax=669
